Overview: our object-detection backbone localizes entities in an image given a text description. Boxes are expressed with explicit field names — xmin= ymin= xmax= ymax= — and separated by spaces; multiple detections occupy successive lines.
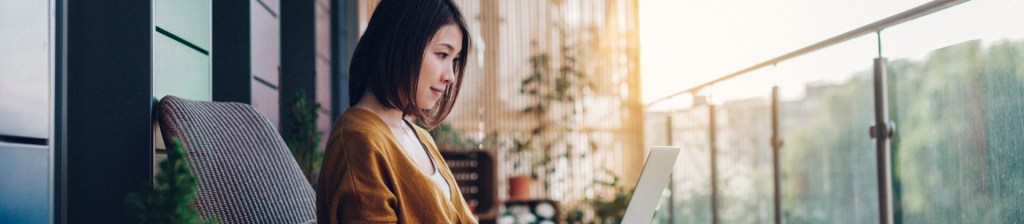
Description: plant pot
xmin=508 ymin=175 xmax=532 ymax=200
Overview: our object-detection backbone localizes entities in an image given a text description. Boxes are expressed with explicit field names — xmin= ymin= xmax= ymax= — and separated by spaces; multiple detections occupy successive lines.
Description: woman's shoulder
xmin=328 ymin=108 xmax=394 ymax=149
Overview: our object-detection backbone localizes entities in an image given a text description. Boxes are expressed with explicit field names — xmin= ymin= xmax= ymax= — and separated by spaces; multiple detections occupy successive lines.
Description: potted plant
xmin=506 ymin=41 xmax=594 ymax=197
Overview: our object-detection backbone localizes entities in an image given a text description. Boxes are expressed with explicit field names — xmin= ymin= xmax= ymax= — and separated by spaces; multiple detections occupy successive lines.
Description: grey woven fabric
xmin=157 ymin=95 xmax=316 ymax=224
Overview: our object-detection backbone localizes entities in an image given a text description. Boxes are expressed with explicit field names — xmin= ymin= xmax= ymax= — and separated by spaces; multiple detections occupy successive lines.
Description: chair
xmin=156 ymin=95 xmax=316 ymax=224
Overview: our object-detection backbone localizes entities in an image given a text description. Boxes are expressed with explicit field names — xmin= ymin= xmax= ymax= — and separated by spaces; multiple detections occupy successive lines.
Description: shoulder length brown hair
xmin=348 ymin=0 xmax=472 ymax=129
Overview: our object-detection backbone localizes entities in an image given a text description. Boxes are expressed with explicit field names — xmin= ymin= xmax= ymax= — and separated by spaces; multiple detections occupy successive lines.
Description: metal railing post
xmin=771 ymin=86 xmax=783 ymax=224
xmin=666 ymin=113 xmax=675 ymax=224
xmin=709 ymin=104 xmax=720 ymax=224
xmin=871 ymin=57 xmax=894 ymax=224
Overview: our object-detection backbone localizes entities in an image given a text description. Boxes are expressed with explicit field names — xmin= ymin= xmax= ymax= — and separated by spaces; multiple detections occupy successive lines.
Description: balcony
xmin=1 ymin=0 xmax=1022 ymax=223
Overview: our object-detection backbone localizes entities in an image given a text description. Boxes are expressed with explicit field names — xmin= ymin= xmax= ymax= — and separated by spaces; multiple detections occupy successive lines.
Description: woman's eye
xmin=438 ymin=53 xmax=449 ymax=59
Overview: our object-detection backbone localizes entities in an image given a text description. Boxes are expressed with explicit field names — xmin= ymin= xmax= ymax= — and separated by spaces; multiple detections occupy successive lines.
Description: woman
xmin=316 ymin=0 xmax=475 ymax=223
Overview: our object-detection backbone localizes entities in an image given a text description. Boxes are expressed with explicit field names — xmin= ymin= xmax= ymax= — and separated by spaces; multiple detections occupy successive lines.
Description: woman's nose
xmin=441 ymin=67 xmax=455 ymax=84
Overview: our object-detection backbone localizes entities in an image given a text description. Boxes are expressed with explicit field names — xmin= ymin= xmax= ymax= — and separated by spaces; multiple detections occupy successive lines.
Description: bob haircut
xmin=348 ymin=0 xmax=471 ymax=129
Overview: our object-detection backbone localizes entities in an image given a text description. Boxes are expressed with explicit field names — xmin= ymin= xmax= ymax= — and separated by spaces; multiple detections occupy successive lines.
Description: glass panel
xmin=775 ymin=34 xmax=879 ymax=223
xmin=152 ymin=0 xmax=211 ymax=172
xmin=252 ymin=0 xmax=280 ymax=86
xmin=0 ymin=1 xmax=52 ymax=223
xmin=0 ymin=0 xmax=50 ymax=139
xmin=154 ymin=0 xmax=211 ymax=50
xmin=650 ymin=100 xmax=713 ymax=224
xmin=711 ymin=69 xmax=776 ymax=224
xmin=0 ymin=143 xmax=49 ymax=223
xmin=315 ymin=0 xmax=332 ymax=151
xmin=255 ymin=0 xmax=279 ymax=15
xmin=883 ymin=0 xmax=1024 ymax=222
xmin=153 ymin=33 xmax=211 ymax=101
xmin=252 ymin=80 xmax=280 ymax=128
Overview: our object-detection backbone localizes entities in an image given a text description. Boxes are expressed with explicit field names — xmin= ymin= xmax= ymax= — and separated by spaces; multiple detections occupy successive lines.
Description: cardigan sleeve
xmin=327 ymin=131 xmax=399 ymax=224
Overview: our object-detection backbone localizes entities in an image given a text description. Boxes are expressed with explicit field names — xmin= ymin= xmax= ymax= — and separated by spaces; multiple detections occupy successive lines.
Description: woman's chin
xmin=417 ymin=101 xmax=439 ymax=110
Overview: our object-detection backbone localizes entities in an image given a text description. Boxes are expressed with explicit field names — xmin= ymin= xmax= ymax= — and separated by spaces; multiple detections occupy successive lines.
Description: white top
xmin=429 ymin=162 xmax=452 ymax=201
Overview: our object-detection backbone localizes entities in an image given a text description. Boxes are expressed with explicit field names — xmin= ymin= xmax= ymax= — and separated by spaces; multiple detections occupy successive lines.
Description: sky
xmin=638 ymin=0 xmax=1024 ymax=108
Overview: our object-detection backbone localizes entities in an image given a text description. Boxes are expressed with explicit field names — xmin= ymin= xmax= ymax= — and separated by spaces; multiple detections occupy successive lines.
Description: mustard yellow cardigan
xmin=317 ymin=108 xmax=477 ymax=224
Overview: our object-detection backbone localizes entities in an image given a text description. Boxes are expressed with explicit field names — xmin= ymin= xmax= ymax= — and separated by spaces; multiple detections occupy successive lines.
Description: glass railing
xmin=883 ymin=0 xmax=1024 ymax=222
xmin=773 ymin=35 xmax=879 ymax=224
xmin=708 ymin=71 xmax=775 ymax=224
xmin=645 ymin=102 xmax=714 ymax=223
xmin=643 ymin=0 xmax=1024 ymax=223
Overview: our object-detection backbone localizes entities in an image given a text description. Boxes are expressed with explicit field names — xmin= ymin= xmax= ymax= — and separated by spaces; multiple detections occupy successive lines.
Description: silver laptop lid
xmin=620 ymin=146 xmax=681 ymax=224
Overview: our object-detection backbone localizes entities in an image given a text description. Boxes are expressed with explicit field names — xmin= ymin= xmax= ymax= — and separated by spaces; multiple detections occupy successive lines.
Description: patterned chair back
xmin=157 ymin=95 xmax=316 ymax=224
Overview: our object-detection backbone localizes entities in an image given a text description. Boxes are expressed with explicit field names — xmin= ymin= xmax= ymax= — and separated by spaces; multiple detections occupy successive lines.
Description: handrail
xmin=644 ymin=0 xmax=969 ymax=108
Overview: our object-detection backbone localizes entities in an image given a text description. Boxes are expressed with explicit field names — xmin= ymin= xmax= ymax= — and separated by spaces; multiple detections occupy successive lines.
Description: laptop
xmin=620 ymin=146 xmax=681 ymax=224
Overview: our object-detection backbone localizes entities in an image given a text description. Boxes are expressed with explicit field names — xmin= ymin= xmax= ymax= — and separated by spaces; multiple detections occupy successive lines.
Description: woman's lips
xmin=430 ymin=87 xmax=443 ymax=95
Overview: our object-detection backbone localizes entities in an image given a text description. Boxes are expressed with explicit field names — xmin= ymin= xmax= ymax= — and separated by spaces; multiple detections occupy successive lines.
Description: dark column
xmin=212 ymin=1 xmax=253 ymax=103
xmin=280 ymin=0 xmax=317 ymax=136
xmin=64 ymin=0 xmax=153 ymax=223
xmin=332 ymin=0 xmax=359 ymax=117
xmin=54 ymin=0 xmax=66 ymax=222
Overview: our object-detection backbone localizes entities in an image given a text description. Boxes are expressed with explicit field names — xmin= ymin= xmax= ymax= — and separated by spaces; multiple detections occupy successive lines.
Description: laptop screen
xmin=620 ymin=146 xmax=681 ymax=223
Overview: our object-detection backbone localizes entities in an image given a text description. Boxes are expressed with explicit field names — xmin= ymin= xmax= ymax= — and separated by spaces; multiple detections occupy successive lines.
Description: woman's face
xmin=416 ymin=23 xmax=463 ymax=110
